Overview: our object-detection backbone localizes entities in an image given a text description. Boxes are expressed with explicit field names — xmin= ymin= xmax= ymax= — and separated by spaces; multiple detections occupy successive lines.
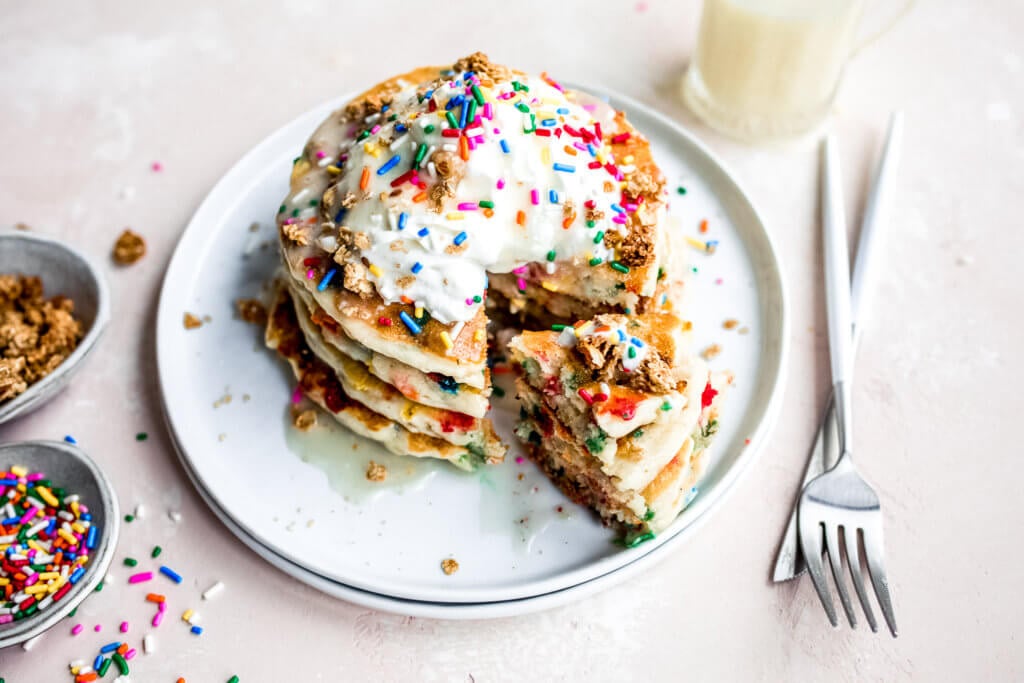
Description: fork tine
xmin=862 ymin=526 xmax=898 ymax=637
xmin=798 ymin=513 xmax=837 ymax=627
xmin=824 ymin=523 xmax=857 ymax=628
xmin=845 ymin=528 xmax=878 ymax=632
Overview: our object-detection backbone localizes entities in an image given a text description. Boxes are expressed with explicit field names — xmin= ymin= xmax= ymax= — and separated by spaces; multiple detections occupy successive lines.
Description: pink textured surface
xmin=1 ymin=0 xmax=1021 ymax=680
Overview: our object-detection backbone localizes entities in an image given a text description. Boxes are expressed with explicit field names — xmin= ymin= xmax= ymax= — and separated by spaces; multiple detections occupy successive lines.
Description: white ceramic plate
xmin=156 ymin=84 xmax=787 ymax=606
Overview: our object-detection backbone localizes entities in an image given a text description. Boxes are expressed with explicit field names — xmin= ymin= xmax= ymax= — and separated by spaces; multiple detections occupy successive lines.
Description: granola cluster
xmin=0 ymin=274 xmax=83 ymax=402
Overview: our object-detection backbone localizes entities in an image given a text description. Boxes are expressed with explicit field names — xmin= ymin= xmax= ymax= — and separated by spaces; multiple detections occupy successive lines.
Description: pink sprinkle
xmin=94 ymin=624 xmax=102 ymax=632
xmin=496 ymin=178 xmax=505 ymax=190
xmin=483 ymin=103 xmax=493 ymax=119
xmin=125 ymin=648 xmax=137 ymax=660
xmin=715 ymin=278 xmax=724 ymax=285
xmin=128 ymin=571 xmax=154 ymax=584
xmin=530 ymin=189 xmax=539 ymax=205
xmin=636 ymin=1 xmax=648 ymax=11
xmin=0 ymin=615 xmax=12 ymax=625
xmin=492 ymin=128 xmax=501 ymax=134
xmin=306 ymin=268 xmax=315 ymax=280
xmin=119 ymin=621 xmax=129 ymax=633
xmin=583 ymin=104 xmax=597 ymax=112
xmin=612 ymin=214 xmax=627 ymax=224
xmin=465 ymin=298 xmax=473 ymax=306
xmin=71 ymin=623 xmax=83 ymax=635
xmin=315 ymin=150 xmax=325 ymax=159
xmin=512 ymin=265 xmax=529 ymax=275
xmin=291 ymin=385 xmax=303 ymax=404
xmin=457 ymin=203 xmax=479 ymax=211
xmin=515 ymin=456 xmax=524 ymax=464
xmin=623 ymin=203 xmax=638 ymax=212
xmin=370 ymin=124 xmax=381 ymax=134
xmin=25 ymin=472 xmax=43 ymax=481
xmin=152 ymin=610 xmax=164 ymax=627
xmin=151 ymin=161 xmax=163 ymax=172
xmin=467 ymin=138 xmax=476 ymax=151
xmin=472 ymin=135 xmax=485 ymax=145
xmin=516 ymin=277 xmax=527 ymax=291
xmin=157 ymin=601 xmax=167 ymax=613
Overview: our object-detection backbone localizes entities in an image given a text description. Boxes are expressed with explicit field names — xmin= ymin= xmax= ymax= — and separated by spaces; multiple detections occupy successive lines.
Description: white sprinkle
xmin=36 ymin=595 xmax=53 ymax=611
xmin=69 ymin=659 xmax=86 ymax=668
xmin=202 ymin=581 xmax=225 ymax=600
xmin=441 ymin=143 xmax=457 ymax=153
xmin=317 ymin=156 xmax=333 ymax=167
xmin=143 ymin=634 xmax=157 ymax=654
xmin=389 ymin=134 xmax=407 ymax=151
xmin=186 ymin=611 xmax=200 ymax=625
xmin=62 ymin=494 xmax=80 ymax=504
xmin=105 ymin=572 xmax=115 ymax=584
xmin=22 ymin=633 xmax=43 ymax=651
xmin=363 ymin=112 xmax=381 ymax=125
xmin=134 ymin=503 xmax=146 ymax=520
xmin=292 ymin=187 xmax=310 ymax=203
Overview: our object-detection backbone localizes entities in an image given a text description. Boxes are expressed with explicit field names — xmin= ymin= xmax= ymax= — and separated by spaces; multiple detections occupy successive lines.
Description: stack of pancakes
xmin=267 ymin=54 xmax=684 ymax=472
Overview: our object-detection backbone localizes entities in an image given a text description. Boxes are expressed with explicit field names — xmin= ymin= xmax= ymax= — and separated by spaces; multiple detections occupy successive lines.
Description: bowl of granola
xmin=0 ymin=231 xmax=110 ymax=425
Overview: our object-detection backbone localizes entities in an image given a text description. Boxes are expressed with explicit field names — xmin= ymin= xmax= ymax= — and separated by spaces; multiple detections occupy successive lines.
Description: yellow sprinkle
xmin=623 ymin=154 xmax=635 ymax=164
xmin=326 ymin=165 xmax=342 ymax=175
xmin=685 ymin=236 xmax=711 ymax=252
xmin=368 ymin=264 xmax=383 ymax=278
xmin=71 ymin=522 xmax=86 ymax=534
xmin=414 ymin=306 xmax=424 ymax=319
xmin=25 ymin=584 xmax=48 ymax=595
xmin=10 ymin=465 xmax=27 ymax=477
xmin=596 ymin=152 xmax=606 ymax=164
xmin=541 ymin=281 xmax=559 ymax=292
xmin=37 ymin=572 xmax=59 ymax=580
xmin=439 ymin=331 xmax=453 ymax=350
xmin=182 ymin=609 xmax=194 ymax=622
xmin=473 ymin=329 xmax=485 ymax=343
xmin=58 ymin=528 xmax=77 ymax=545
xmin=0 ymin=578 xmax=10 ymax=586
xmin=70 ymin=501 xmax=80 ymax=517
xmin=363 ymin=142 xmax=380 ymax=158
xmin=445 ymin=211 xmax=465 ymax=220
xmin=27 ymin=539 xmax=45 ymax=553
xmin=540 ymin=147 xmax=551 ymax=165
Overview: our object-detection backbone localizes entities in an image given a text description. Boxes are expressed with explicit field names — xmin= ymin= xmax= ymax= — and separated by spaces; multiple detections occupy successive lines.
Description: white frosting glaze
xmin=282 ymin=69 xmax=648 ymax=324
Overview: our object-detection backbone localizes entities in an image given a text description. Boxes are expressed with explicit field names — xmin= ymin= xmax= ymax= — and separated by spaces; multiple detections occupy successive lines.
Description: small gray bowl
xmin=0 ymin=440 xmax=119 ymax=649
xmin=0 ymin=231 xmax=110 ymax=425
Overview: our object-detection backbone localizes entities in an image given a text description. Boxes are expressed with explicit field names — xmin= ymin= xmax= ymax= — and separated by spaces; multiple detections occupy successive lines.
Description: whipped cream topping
xmin=280 ymin=68 xmax=655 ymax=325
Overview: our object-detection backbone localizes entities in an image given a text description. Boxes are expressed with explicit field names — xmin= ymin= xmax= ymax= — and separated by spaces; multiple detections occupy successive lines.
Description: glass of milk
xmin=682 ymin=0 xmax=904 ymax=141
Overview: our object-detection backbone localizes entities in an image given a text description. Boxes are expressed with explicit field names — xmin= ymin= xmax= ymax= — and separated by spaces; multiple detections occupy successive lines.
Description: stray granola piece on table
xmin=0 ymin=274 xmax=83 ymax=403
xmin=235 ymin=298 xmax=267 ymax=325
xmin=112 ymin=229 xmax=146 ymax=265
xmin=441 ymin=558 xmax=459 ymax=575
xmin=183 ymin=313 xmax=203 ymax=329
xmin=365 ymin=460 xmax=387 ymax=482
xmin=722 ymin=319 xmax=739 ymax=330
xmin=292 ymin=408 xmax=317 ymax=431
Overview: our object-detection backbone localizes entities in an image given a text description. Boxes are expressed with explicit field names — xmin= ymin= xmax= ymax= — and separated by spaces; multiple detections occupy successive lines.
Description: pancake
xmin=265 ymin=288 xmax=502 ymax=470
xmin=508 ymin=313 xmax=730 ymax=534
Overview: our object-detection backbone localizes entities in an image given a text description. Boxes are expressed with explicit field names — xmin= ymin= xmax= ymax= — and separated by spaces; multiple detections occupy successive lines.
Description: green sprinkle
xmin=643 ymin=509 xmax=655 ymax=521
xmin=309 ymin=199 xmax=319 ymax=207
xmin=424 ymin=124 xmax=435 ymax=134
xmin=677 ymin=186 xmax=687 ymax=195
xmin=124 ymin=514 xmax=134 ymax=523
xmin=228 ymin=677 xmax=240 ymax=683
xmin=94 ymin=581 xmax=103 ymax=592
xmin=278 ymin=205 xmax=286 ymax=214
xmin=593 ymin=231 xmax=604 ymax=244
xmin=691 ymin=265 xmax=699 ymax=274
xmin=445 ymin=111 xmax=459 ymax=128
xmin=627 ymin=531 xmax=656 ymax=548
xmin=660 ymin=401 xmax=672 ymax=411
xmin=471 ymin=84 xmax=485 ymax=105
xmin=492 ymin=386 xmax=506 ymax=398
xmin=67 ymin=607 xmax=77 ymax=618
xmin=356 ymin=130 xmax=370 ymax=141
xmin=628 ymin=346 xmax=637 ymax=359
xmin=630 ymin=429 xmax=644 ymax=439
xmin=388 ymin=114 xmax=397 ymax=121
xmin=124 ymin=557 xmax=138 ymax=567
xmin=472 ymin=295 xmax=482 ymax=303
xmin=466 ymin=98 xmax=478 ymax=124
xmin=478 ymin=200 xmax=494 ymax=209
xmin=589 ymin=257 xmax=603 ymax=267
xmin=135 ymin=432 xmax=148 ymax=441
xmin=151 ymin=545 xmax=162 ymax=558
xmin=586 ymin=220 xmax=596 ymax=228
xmin=515 ymin=102 xmax=530 ymax=113
xmin=290 ymin=208 xmax=299 ymax=218
xmin=98 ymin=658 xmax=112 ymax=677
xmin=546 ymin=250 xmax=556 ymax=262
xmin=292 ymin=156 xmax=300 ymax=164
xmin=551 ymin=324 xmax=568 ymax=331
xmin=114 ymin=652 xmax=129 ymax=675
xmin=413 ymin=143 xmax=428 ymax=168
xmin=657 ymin=267 xmax=666 ymax=280
xmin=610 ymin=261 xmax=630 ymax=274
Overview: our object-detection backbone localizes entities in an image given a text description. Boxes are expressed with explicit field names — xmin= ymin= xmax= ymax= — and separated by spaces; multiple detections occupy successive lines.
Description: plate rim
xmin=155 ymin=82 xmax=789 ymax=605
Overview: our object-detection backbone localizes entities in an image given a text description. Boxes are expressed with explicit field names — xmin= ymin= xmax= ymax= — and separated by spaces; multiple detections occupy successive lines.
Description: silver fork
xmin=797 ymin=134 xmax=897 ymax=637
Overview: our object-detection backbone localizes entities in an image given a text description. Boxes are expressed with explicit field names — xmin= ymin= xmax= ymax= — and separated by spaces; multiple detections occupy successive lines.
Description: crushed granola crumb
xmin=183 ymin=313 xmax=203 ymax=329
xmin=112 ymin=229 xmax=146 ymax=265
xmin=723 ymin=319 xmax=739 ymax=330
xmin=213 ymin=392 xmax=233 ymax=409
xmin=701 ymin=343 xmax=722 ymax=361
xmin=235 ymin=298 xmax=267 ymax=325
xmin=0 ymin=274 xmax=82 ymax=403
xmin=365 ymin=460 xmax=387 ymax=482
xmin=14 ymin=222 xmax=31 ymax=231
xmin=441 ymin=558 xmax=459 ymax=575
xmin=738 ymin=326 xmax=750 ymax=335
xmin=292 ymin=408 xmax=317 ymax=431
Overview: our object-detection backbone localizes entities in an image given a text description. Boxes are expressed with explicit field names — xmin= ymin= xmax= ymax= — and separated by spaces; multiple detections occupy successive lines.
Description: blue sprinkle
xmin=64 ymin=435 xmax=77 ymax=444
xmin=463 ymin=71 xmax=475 ymax=80
xmin=706 ymin=240 xmax=720 ymax=249
xmin=610 ymin=203 xmax=625 ymax=214
xmin=46 ymin=518 xmax=56 ymax=534
xmin=2 ymin=516 xmax=19 ymax=525
xmin=556 ymin=107 xmax=570 ymax=115
xmin=86 ymin=525 xmax=98 ymax=549
xmin=587 ymin=143 xmax=597 ymax=156
xmin=417 ymin=227 xmax=429 ymax=238
xmin=548 ymin=190 xmax=559 ymax=204
xmin=453 ymin=231 xmax=467 ymax=246
xmin=100 ymin=642 xmax=120 ymax=654
xmin=376 ymin=155 xmax=401 ymax=175
xmin=541 ymin=118 xmax=557 ymax=127
xmin=499 ymin=139 xmax=510 ymax=154
xmin=334 ymin=208 xmax=347 ymax=223
xmin=191 ymin=625 xmax=204 ymax=635
xmin=398 ymin=212 xmax=408 ymax=231
xmin=411 ymin=262 xmax=423 ymax=274
xmin=617 ymin=329 xmax=626 ymax=342
xmin=381 ymin=104 xmax=389 ymax=113
xmin=458 ymin=102 xmax=469 ymax=128
xmin=424 ymin=89 xmax=434 ymax=99
xmin=69 ymin=567 xmax=85 ymax=584
xmin=395 ymin=123 xmax=407 ymax=133
xmin=81 ymin=513 xmax=92 ymax=521
xmin=317 ymin=268 xmax=337 ymax=292
xmin=159 ymin=565 xmax=183 ymax=584
xmin=553 ymin=163 xmax=575 ymax=173
xmin=0 ymin=479 xmax=16 ymax=486
xmin=630 ymin=337 xmax=645 ymax=348
xmin=446 ymin=95 xmax=463 ymax=110
xmin=398 ymin=311 xmax=422 ymax=335
xmin=94 ymin=655 xmax=105 ymax=670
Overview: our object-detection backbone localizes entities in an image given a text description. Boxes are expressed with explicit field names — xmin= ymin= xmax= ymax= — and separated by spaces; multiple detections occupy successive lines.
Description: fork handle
xmin=822 ymin=135 xmax=854 ymax=456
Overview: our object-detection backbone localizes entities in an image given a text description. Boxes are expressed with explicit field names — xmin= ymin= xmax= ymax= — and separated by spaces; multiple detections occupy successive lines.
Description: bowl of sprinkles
xmin=0 ymin=440 xmax=119 ymax=649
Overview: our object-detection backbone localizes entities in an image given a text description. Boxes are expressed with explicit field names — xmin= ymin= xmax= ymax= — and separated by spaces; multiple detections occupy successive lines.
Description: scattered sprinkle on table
xmin=135 ymin=432 xmax=148 ymax=442
xmin=202 ymin=581 xmax=224 ymax=600
xmin=0 ymin=465 xmax=98 ymax=624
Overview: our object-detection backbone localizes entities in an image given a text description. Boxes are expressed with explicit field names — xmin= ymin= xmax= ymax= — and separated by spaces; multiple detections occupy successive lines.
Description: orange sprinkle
xmin=563 ymin=145 xmax=577 ymax=156
xmin=400 ymin=295 xmax=413 ymax=305
xmin=699 ymin=219 xmax=708 ymax=233
xmin=459 ymin=135 xmax=469 ymax=161
xmin=412 ymin=191 xmax=427 ymax=203
xmin=146 ymin=593 xmax=165 ymax=603
xmin=177 ymin=679 xmax=186 ymax=683
xmin=516 ymin=210 xmax=526 ymax=226
xmin=359 ymin=166 xmax=370 ymax=191
xmin=117 ymin=643 xmax=129 ymax=655
xmin=76 ymin=674 xmax=98 ymax=683
xmin=483 ymin=208 xmax=494 ymax=218
xmin=562 ymin=212 xmax=576 ymax=229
